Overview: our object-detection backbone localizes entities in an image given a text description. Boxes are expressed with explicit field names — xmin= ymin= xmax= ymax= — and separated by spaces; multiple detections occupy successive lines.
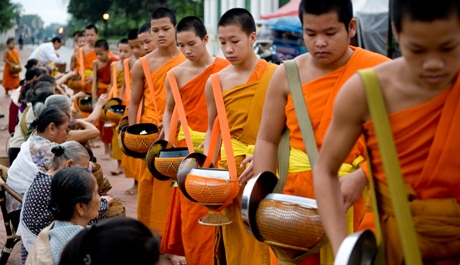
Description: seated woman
xmin=18 ymin=141 xmax=112 ymax=261
xmin=25 ymin=167 xmax=102 ymax=265
xmin=6 ymin=105 xmax=70 ymax=215
xmin=59 ymin=217 xmax=160 ymax=265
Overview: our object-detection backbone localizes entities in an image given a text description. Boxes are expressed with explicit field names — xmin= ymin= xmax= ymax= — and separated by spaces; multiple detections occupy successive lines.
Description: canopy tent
xmin=260 ymin=0 xmax=301 ymax=19
xmin=261 ymin=16 xmax=302 ymax=33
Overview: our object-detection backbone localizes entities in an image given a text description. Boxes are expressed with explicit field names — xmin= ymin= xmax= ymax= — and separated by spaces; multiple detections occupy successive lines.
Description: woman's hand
xmin=101 ymin=196 xmax=114 ymax=206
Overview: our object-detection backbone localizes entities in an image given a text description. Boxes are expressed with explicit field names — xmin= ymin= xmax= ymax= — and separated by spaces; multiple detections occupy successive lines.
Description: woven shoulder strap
xmin=210 ymin=74 xmax=239 ymax=212
xmin=78 ymin=48 xmax=85 ymax=89
xmin=140 ymin=57 xmax=158 ymax=122
xmin=8 ymin=50 xmax=18 ymax=65
xmin=108 ymin=62 xmax=117 ymax=98
xmin=123 ymin=59 xmax=131 ymax=102
xmin=359 ymin=69 xmax=422 ymax=265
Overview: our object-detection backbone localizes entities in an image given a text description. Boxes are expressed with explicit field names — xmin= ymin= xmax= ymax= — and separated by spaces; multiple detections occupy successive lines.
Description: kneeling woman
xmin=19 ymin=141 xmax=111 ymax=261
xmin=25 ymin=166 xmax=104 ymax=265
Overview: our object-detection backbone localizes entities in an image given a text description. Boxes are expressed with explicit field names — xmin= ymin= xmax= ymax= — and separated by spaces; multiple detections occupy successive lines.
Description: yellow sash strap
xmin=288 ymin=147 xmax=364 ymax=265
xmin=220 ymin=138 xmax=254 ymax=162
xmin=177 ymin=126 xmax=205 ymax=153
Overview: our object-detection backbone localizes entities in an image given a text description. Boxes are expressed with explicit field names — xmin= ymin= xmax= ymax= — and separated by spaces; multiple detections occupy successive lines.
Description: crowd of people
xmin=0 ymin=0 xmax=459 ymax=264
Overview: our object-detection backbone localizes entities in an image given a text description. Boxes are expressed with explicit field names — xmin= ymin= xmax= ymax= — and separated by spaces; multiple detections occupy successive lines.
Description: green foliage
xmin=0 ymin=0 xmax=22 ymax=33
xmin=67 ymin=0 xmax=114 ymax=23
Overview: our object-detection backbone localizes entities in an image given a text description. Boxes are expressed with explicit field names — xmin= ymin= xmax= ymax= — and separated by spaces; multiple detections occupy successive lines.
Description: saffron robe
xmin=2 ymin=49 xmax=20 ymax=90
xmin=161 ymin=57 xmax=229 ymax=265
xmin=215 ymin=59 xmax=277 ymax=265
xmin=136 ymin=53 xmax=187 ymax=233
xmin=280 ymin=47 xmax=389 ymax=265
xmin=362 ymin=72 xmax=460 ymax=264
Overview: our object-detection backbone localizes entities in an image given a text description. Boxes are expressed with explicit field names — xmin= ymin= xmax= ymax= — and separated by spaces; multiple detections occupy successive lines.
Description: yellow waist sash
xmin=220 ymin=138 xmax=254 ymax=162
xmin=177 ymin=126 xmax=205 ymax=153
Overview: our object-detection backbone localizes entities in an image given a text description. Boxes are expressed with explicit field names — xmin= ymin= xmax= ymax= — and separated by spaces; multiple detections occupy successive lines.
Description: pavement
xmin=0 ymin=44 xmax=138 ymax=264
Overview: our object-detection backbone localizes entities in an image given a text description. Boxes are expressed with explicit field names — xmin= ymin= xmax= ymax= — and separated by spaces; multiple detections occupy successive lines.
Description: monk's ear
xmin=203 ymin=35 xmax=209 ymax=45
xmin=249 ymin=32 xmax=257 ymax=45
xmin=348 ymin=18 xmax=357 ymax=39
xmin=391 ymin=22 xmax=400 ymax=43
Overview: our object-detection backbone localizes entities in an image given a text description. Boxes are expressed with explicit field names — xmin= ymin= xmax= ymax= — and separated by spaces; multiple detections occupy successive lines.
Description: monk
xmin=70 ymin=31 xmax=86 ymax=72
xmin=93 ymin=39 xmax=120 ymax=159
xmin=161 ymin=16 xmax=229 ymax=265
xmin=2 ymin=38 xmax=21 ymax=95
xmin=109 ymin=38 xmax=132 ymax=175
xmin=203 ymin=8 xmax=277 ymax=265
xmin=252 ymin=1 xmax=390 ymax=264
xmin=120 ymin=28 xmax=148 ymax=195
xmin=313 ymin=0 xmax=460 ymax=264
xmin=128 ymin=8 xmax=186 ymax=235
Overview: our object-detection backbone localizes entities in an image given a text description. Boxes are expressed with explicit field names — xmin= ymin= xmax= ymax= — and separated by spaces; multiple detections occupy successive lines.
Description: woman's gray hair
xmin=50 ymin=141 xmax=90 ymax=170
xmin=45 ymin=95 xmax=71 ymax=112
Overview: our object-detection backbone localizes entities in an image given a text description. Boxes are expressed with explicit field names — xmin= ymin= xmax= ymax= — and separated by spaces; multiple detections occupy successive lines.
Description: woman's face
xmin=54 ymin=120 xmax=70 ymax=144
xmin=83 ymin=178 xmax=100 ymax=222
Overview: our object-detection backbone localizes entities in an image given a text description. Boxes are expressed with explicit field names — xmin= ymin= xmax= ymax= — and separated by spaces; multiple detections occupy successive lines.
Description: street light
xmin=102 ymin=13 xmax=110 ymax=38
xmin=58 ymin=27 xmax=64 ymax=34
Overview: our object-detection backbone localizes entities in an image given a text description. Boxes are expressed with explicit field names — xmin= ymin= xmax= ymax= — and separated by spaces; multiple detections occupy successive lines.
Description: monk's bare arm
xmin=253 ymin=66 xmax=289 ymax=175
xmin=128 ymin=61 xmax=144 ymax=125
xmin=313 ymin=74 xmax=368 ymax=255
xmin=3 ymin=51 xmax=12 ymax=66
xmin=70 ymin=53 xmax=76 ymax=71
xmin=203 ymin=78 xmax=217 ymax=155
xmin=163 ymin=76 xmax=176 ymax=142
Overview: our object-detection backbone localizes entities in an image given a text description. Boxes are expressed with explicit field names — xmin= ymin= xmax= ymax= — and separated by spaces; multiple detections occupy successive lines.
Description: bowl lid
xmin=334 ymin=229 xmax=377 ymax=265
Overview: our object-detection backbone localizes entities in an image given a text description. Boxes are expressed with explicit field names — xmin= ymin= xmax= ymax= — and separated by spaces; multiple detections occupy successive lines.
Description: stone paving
xmin=0 ymin=45 xmax=139 ymax=264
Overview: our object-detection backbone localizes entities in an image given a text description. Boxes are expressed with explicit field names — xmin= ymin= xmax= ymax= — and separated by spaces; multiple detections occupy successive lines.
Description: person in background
xmin=59 ymin=217 xmax=160 ymax=265
xmin=25 ymin=167 xmax=102 ymax=265
xmin=2 ymin=37 xmax=21 ymax=96
xmin=29 ymin=37 xmax=66 ymax=72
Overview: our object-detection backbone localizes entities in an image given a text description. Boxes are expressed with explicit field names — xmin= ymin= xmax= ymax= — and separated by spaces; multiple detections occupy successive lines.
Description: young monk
xmin=80 ymin=24 xmax=99 ymax=93
xmin=2 ymin=38 xmax=21 ymax=95
xmin=109 ymin=38 xmax=132 ymax=175
xmin=138 ymin=22 xmax=158 ymax=55
xmin=93 ymin=39 xmax=120 ymax=160
xmin=128 ymin=8 xmax=186 ymax=233
xmin=252 ymin=1 xmax=389 ymax=264
xmin=120 ymin=28 xmax=147 ymax=195
xmin=70 ymin=32 xmax=86 ymax=71
xmin=203 ymin=8 xmax=277 ymax=265
xmin=161 ymin=16 xmax=229 ymax=265
xmin=313 ymin=0 xmax=460 ymax=264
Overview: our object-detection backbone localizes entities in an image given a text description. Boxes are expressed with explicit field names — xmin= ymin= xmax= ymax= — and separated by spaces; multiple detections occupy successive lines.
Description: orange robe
xmin=136 ymin=52 xmax=187 ymax=234
xmin=97 ymin=57 xmax=120 ymax=144
xmin=161 ymin=57 xmax=229 ymax=264
xmin=2 ymin=49 xmax=20 ymax=90
xmin=280 ymin=47 xmax=389 ymax=265
xmin=120 ymin=59 xmax=140 ymax=180
xmin=362 ymin=72 xmax=460 ymax=264
xmin=215 ymin=59 xmax=277 ymax=265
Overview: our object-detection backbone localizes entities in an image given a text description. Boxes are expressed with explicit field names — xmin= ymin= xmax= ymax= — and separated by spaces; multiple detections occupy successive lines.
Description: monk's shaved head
xmin=94 ymin=39 xmax=109 ymax=51
xmin=138 ymin=23 xmax=150 ymax=34
xmin=150 ymin=7 xmax=176 ymax=26
xmin=177 ymin=16 xmax=207 ymax=40
xmin=392 ymin=0 xmax=460 ymax=33
xmin=127 ymin=28 xmax=138 ymax=40
xmin=299 ymin=0 xmax=353 ymax=30
xmin=218 ymin=8 xmax=256 ymax=36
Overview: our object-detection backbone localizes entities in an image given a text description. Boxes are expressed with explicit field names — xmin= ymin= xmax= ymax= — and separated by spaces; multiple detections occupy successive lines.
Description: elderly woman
xmin=25 ymin=167 xmax=102 ymax=265
xmin=6 ymin=105 xmax=70 ymax=217
xmin=18 ymin=141 xmax=112 ymax=262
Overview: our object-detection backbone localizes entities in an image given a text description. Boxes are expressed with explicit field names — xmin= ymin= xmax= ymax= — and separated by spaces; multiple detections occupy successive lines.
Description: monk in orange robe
xmin=202 ymin=9 xmax=277 ymax=265
xmin=161 ymin=16 xmax=230 ymax=265
xmin=94 ymin=39 xmax=120 ymax=159
xmin=313 ymin=1 xmax=460 ymax=264
xmin=107 ymin=38 xmax=132 ymax=175
xmin=2 ymin=38 xmax=20 ymax=95
xmin=70 ymin=32 xmax=86 ymax=72
xmin=128 ymin=9 xmax=186 ymax=236
xmin=253 ymin=2 xmax=390 ymax=264
xmin=120 ymin=28 xmax=148 ymax=195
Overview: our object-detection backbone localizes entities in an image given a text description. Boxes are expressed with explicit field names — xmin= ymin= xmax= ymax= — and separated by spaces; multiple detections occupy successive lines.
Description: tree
xmin=67 ymin=0 xmax=114 ymax=23
xmin=0 ymin=0 xmax=22 ymax=33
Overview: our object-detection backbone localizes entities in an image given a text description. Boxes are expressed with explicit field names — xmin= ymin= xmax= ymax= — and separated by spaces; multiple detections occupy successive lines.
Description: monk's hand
xmin=85 ymin=74 xmax=93 ymax=84
xmin=157 ymin=122 xmax=164 ymax=140
xmin=197 ymin=141 xmax=205 ymax=149
xmin=238 ymin=155 xmax=254 ymax=185
xmin=339 ymin=169 xmax=368 ymax=211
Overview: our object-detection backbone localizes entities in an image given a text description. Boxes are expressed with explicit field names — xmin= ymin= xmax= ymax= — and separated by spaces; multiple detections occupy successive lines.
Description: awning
xmin=260 ymin=0 xmax=301 ymax=19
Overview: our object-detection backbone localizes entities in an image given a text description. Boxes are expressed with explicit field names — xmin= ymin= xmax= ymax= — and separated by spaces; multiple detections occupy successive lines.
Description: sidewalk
xmin=0 ymin=45 xmax=138 ymax=264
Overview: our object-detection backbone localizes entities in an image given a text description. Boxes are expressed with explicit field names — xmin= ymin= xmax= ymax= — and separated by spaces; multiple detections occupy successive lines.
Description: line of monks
xmin=68 ymin=0 xmax=460 ymax=264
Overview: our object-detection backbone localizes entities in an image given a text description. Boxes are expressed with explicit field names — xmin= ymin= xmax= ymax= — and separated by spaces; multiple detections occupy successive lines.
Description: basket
xmin=77 ymin=94 xmax=93 ymax=113
xmin=106 ymin=201 xmax=126 ymax=218
xmin=256 ymin=198 xmax=325 ymax=250
xmin=100 ymin=98 xmax=122 ymax=122
xmin=154 ymin=157 xmax=183 ymax=178
xmin=10 ymin=64 xmax=22 ymax=74
xmin=106 ymin=105 xmax=126 ymax=124
xmin=185 ymin=173 xmax=233 ymax=204
xmin=123 ymin=123 xmax=158 ymax=155
xmin=67 ymin=78 xmax=84 ymax=92
xmin=57 ymin=63 xmax=66 ymax=73
xmin=91 ymin=162 xmax=104 ymax=191
xmin=146 ymin=142 xmax=189 ymax=181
